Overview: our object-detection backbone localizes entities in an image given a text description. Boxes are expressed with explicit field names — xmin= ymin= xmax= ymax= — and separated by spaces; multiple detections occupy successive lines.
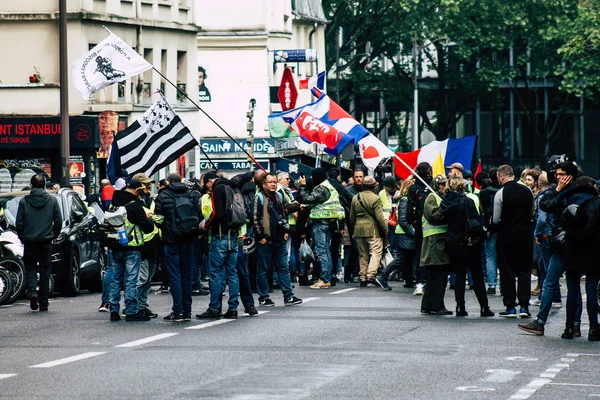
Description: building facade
xmin=0 ymin=0 xmax=199 ymax=193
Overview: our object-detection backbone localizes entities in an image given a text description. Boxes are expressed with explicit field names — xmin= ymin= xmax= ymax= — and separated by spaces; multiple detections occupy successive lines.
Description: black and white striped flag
xmin=116 ymin=95 xmax=198 ymax=177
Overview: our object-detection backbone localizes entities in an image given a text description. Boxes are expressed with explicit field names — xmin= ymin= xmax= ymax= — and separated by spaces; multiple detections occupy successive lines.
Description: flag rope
xmin=151 ymin=67 xmax=267 ymax=173
xmin=393 ymin=154 xmax=441 ymax=202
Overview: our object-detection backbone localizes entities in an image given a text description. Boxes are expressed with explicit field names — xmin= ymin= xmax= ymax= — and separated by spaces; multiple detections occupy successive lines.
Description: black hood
xmin=166 ymin=182 xmax=190 ymax=194
xmin=111 ymin=189 xmax=138 ymax=207
xmin=214 ymin=178 xmax=238 ymax=189
xmin=24 ymin=188 xmax=51 ymax=209
xmin=440 ymin=191 xmax=463 ymax=213
xmin=241 ymin=181 xmax=256 ymax=194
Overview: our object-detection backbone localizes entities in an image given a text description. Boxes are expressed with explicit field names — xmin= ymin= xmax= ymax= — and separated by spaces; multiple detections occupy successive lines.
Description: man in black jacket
xmin=155 ymin=173 xmax=201 ymax=322
xmin=16 ymin=174 xmax=62 ymax=312
xmin=108 ymin=179 xmax=155 ymax=321
xmin=479 ymin=167 xmax=501 ymax=294
xmin=491 ymin=165 xmax=534 ymax=318
xmin=328 ymin=168 xmax=352 ymax=284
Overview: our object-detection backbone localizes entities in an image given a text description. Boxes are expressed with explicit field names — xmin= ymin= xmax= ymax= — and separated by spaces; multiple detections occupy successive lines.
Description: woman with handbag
xmin=440 ymin=177 xmax=494 ymax=317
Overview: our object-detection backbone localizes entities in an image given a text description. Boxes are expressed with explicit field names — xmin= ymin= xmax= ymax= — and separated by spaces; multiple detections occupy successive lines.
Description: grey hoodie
xmin=16 ymin=188 xmax=63 ymax=242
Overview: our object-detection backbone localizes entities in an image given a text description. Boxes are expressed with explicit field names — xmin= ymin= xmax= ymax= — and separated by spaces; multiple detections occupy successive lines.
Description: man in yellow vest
xmin=108 ymin=179 xmax=155 ymax=322
xmin=132 ymin=173 xmax=162 ymax=319
xmin=299 ymin=167 xmax=346 ymax=289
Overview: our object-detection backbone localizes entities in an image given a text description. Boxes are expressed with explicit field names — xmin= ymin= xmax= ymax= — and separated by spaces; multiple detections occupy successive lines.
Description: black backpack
xmin=563 ymin=197 xmax=600 ymax=245
xmin=165 ymin=191 xmax=199 ymax=237
xmin=223 ymin=185 xmax=247 ymax=230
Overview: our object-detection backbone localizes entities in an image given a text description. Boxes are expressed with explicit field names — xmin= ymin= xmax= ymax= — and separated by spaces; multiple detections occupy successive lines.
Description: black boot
xmin=456 ymin=303 xmax=468 ymax=317
xmin=480 ymin=306 xmax=495 ymax=317
xmin=561 ymin=325 xmax=575 ymax=339
xmin=589 ymin=323 xmax=600 ymax=341
xmin=298 ymin=274 xmax=310 ymax=286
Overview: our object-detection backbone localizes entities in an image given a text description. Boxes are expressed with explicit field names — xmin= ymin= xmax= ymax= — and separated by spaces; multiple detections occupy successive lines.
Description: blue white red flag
xmin=290 ymin=89 xmax=370 ymax=155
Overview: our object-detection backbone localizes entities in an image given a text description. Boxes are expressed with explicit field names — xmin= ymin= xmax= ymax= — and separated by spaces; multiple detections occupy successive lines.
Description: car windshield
xmin=1 ymin=193 xmax=64 ymax=228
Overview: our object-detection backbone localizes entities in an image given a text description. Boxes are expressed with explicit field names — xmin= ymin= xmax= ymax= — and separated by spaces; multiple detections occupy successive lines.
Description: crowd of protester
xmin=92 ymin=154 xmax=600 ymax=341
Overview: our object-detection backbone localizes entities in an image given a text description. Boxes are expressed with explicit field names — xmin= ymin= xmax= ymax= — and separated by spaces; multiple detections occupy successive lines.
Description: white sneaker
xmin=529 ymin=298 xmax=541 ymax=306
xmin=413 ymin=283 xmax=424 ymax=296
xmin=552 ymin=302 xmax=562 ymax=308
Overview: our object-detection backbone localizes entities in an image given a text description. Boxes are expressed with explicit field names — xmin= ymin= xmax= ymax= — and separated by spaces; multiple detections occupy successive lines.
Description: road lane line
xmin=509 ymin=378 xmax=551 ymax=399
xmin=0 ymin=374 xmax=16 ymax=380
xmin=301 ymin=297 xmax=321 ymax=303
xmin=30 ymin=352 xmax=106 ymax=368
xmin=548 ymin=383 xmax=600 ymax=388
xmin=329 ymin=288 xmax=357 ymax=295
xmin=185 ymin=319 xmax=235 ymax=330
xmin=115 ymin=333 xmax=179 ymax=348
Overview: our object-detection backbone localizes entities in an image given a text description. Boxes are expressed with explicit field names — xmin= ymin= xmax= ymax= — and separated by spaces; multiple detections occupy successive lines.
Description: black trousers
xmin=496 ymin=234 xmax=533 ymax=309
xmin=382 ymin=248 xmax=416 ymax=287
xmin=421 ymin=265 xmax=450 ymax=312
xmin=450 ymin=249 xmax=488 ymax=309
xmin=23 ymin=240 xmax=53 ymax=308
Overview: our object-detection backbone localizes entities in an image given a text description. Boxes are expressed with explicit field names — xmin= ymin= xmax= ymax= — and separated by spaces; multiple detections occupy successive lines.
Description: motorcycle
xmin=0 ymin=229 xmax=26 ymax=304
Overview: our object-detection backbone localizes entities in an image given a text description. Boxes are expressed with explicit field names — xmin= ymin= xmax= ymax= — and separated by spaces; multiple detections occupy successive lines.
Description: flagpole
xmin=393 ymin=154 xmax=441 ymax=202
xmin=151 ymin=67 xmax=267 ymax=173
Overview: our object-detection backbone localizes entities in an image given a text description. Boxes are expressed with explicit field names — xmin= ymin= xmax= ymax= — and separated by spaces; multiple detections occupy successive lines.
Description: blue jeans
xmin=236 ymin=243 xmax=254 ymax=309
xmin=537 ymin=238 xmax=551 ymax=291
xmin=485 ymin=233 xmax=498 ymax=287
xmin=137 ymin=257 xmax=156 ymax=310
xmin=109 ymin=249 xmax=141 ymax=314
xmin=191 ymin=239 xmax=202 ymax=290
xmin=536 ymin=253 xmax=568 ymax=324
xmin=102 ymin=260 xmax=115 ymax=305
xmin=312 ymin=221 xmax=333 ymax=283
xmin=257 ymin=241 xmax=294 ymax=301
xmin=163 ymin=243 xmax=193 ymax=315
xmin=208 ymin=236 xmax=239 ymax=312
xmin=566 ymin=272 xmax=598 ymax=326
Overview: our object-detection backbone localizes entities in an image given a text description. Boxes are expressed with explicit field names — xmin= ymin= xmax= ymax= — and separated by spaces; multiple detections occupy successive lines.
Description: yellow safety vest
xmin=142 ymin=204 xmax=161 ymax=243
xmin=379 ymin=189 xmax=394 ymax=221
xmin=395 ymin=196 xmax=407 ymax=235
xmin=421 ymin=194 xmax=448 ymax=238
xmin=201 ymin=193 xmax=212 ymax=221
xmin=467 ymin=193 xmax=480 ymax=214
xmin=309 ymin=180 xmax=345 ymax=220
xmin=277 ymin=184 xmax=297 ymax=226
xmin=125 ymin=218 xmax=145 ymax=247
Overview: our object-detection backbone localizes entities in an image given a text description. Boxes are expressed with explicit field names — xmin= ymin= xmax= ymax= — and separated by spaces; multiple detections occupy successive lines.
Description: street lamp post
xmin=412 ymin=36 xmax=456 ymax=151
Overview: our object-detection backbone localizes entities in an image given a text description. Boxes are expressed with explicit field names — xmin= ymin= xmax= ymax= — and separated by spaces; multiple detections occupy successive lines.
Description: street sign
xmin=273 ymin=49 xmax=317 ymax=63
xmin=277 ymin=67 xmax=298 ymax=111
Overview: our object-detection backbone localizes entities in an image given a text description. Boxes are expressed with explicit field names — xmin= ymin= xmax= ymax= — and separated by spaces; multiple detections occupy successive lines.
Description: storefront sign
xmin=277 ymin=67 xmax=298 ymax=111
xmin=0 ymin=117 xmax=98 ymax=149
xmin=273 ymin=49 xmax=317 ymax=63
xmin=197 ymin=159 xmax=269 ymax=171
xmin=200 ymin=138 xmax=275 ymax=154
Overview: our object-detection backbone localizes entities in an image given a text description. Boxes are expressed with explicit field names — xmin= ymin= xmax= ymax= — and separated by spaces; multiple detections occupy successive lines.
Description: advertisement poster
xmin=198 ymin=66 xmax=211 ymax=102
xmin=97 ymin=111 xmax=119 ymax=159
xmin=69 ymin=155 xmax=86 ymax=199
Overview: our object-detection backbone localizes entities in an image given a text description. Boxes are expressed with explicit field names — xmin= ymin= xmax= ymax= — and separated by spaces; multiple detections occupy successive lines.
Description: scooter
xmin=0 ymin=228 xmax=26 ymax=304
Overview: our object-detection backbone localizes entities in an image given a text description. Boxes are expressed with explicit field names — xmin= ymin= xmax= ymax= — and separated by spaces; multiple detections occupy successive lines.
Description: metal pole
xmin=509 ymin=47 xmax=515 ymax=161
xmin=59 ymin=0 xmax=70 ymax=187
xmin=412 ymin=35 xmax=419 ymax=151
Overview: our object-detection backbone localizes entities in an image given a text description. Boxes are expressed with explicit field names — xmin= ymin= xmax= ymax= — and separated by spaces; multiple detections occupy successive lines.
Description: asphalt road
xmin=1 ymin=279 xmax=599 ymax=399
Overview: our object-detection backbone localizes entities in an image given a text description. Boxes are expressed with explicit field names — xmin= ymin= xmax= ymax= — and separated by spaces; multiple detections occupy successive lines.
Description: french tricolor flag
xmin=394 ymin=136 xmax=477 ymax=179
xmin=299 ymin=71 xmax=325 ymax=90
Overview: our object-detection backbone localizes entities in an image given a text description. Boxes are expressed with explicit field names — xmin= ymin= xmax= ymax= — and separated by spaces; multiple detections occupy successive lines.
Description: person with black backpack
xmin=155 ymin=173 xmax=201 ymax=322
xmin=196 ymin=173 xmax=242 ymax=319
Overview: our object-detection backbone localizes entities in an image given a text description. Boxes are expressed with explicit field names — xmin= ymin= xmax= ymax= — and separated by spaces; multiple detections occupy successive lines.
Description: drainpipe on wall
xmin=134 ymin=0 xmax=143 ymax=104
xmin=308 ymin=22 xmax=318 ymax=75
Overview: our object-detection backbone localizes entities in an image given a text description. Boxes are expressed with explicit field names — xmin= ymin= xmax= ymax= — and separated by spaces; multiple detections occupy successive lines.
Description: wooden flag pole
xmin=152 ymin=67 xmax=267 ymax=173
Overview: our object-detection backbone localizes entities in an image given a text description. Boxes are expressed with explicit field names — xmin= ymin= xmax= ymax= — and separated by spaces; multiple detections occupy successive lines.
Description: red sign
xmin=277 ymin=67 xmax=298 ymax=111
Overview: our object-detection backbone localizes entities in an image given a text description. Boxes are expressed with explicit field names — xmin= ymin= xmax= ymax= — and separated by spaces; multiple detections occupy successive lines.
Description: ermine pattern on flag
xmin=117 ymin=97 xmax=198 ymax=177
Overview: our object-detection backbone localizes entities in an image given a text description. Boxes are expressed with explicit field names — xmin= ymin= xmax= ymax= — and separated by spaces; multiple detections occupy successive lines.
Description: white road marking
xmin=576 ymin=353 xmax=600 ymax=357
xmin=242 ymin=311 xmax=269 ymax=316
xmin=561 ymin=358 xmax=575 ymax=363
xmin=301 ymin=297 xmax=321 ymax=303
xmin=483 ymin=369 xmax=521 ymax=382
xmin=548 ymin=383 xmax=600 ymax=388
xmin=30 ymin=352 xmax=106 ymax=368
xmin=115 ymin=333 xmax=179 ymax=348
xmin=0 ymin=374 xmax=16 ymax=380
xmin=185 ymin=319 xmax=235 ymax=330
xmin=455 ymin=386 xmax=495 ymax=392
xmin=506 ymin=356 xmax=538 ymax=362
xmin=509 ymin=378 xmax=552 ymax=399
xmin=329 ymin=288 xmax=357 ymax=295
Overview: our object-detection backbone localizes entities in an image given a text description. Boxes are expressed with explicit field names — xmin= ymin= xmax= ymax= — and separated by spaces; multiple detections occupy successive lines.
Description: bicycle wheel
xmin=0 ymin=268 xmax=13 ymax=306
xmin=0 ymin=255 xmax=26 ymax=304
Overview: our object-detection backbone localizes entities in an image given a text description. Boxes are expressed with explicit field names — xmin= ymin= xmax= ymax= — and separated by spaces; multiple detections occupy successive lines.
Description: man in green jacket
xmin=349 ymin=176 xmax=389 ymax=287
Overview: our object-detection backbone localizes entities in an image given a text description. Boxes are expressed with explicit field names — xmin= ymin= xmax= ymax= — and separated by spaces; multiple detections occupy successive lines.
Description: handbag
xmin=388 ymin=206 xmax=398 ymax=227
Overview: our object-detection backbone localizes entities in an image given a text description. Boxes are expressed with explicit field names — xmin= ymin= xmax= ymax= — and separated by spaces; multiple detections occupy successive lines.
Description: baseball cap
xmin=132 ymin=173 xmax=155 ymax=184
xmin=126 ymin=179 xmax=144 ymax=191
xmin=445 ymin=162 xmax=464 ymax=172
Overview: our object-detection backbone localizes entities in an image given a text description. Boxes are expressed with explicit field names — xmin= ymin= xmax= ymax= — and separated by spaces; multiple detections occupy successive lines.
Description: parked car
xmin=0 ymin=188 xmax=105 ymax=296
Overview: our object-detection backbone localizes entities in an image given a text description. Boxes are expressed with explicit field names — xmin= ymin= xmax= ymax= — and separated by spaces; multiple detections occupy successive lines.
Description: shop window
xmin=161 ymin=49 xmax=167 ymax=96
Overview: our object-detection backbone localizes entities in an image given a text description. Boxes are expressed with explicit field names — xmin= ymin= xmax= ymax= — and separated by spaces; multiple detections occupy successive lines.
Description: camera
xmin=278 ymin=219 xmax=291 ymax=233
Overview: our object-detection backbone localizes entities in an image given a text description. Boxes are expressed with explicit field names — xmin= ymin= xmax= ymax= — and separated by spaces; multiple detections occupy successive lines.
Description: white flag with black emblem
xmin=72 ymin=31 xmax=152 ymax=99
xmin=116 ymin=95 xmax=198 ymax=177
